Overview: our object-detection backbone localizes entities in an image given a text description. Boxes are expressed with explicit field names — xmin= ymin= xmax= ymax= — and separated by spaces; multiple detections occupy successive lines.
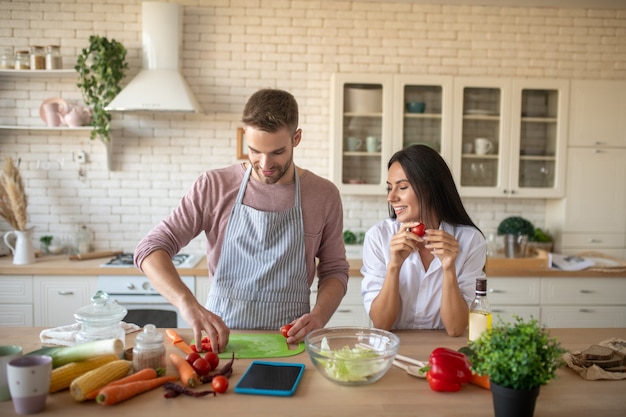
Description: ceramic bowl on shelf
xmin=305 ymin=327 xmax=399 ymax=386
xmin=406 ymin=102 xmax=426 ymax=113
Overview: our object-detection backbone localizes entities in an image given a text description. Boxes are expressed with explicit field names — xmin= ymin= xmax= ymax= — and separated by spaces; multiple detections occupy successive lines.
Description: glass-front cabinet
xmin=452 ymin=78 xmax=569 ymax=198
xmin=331 ymin=73 xmax=453 ymax=195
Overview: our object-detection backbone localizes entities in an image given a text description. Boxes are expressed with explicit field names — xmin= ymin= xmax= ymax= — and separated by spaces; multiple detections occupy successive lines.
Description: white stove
xmin=100 ymin=252 xmax=202 ymax=268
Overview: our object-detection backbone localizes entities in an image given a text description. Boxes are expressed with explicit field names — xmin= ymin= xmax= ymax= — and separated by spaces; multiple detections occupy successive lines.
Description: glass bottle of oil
xmin=468 ymin=278 xmax=492 ymax=342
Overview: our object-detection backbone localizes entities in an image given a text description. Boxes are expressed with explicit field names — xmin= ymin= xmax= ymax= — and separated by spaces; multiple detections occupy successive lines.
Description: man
xmin=134 ymin=88 xmax=349 ymax=352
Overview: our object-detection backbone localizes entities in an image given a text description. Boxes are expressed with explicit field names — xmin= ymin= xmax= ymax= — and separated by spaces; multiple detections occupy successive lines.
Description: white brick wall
xmin=1 ymin=0 xmax=625 ymax=255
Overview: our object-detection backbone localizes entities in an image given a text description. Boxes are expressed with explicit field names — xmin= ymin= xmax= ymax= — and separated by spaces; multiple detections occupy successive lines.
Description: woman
xmin=360 ymin=145 xmax=486 ymax=336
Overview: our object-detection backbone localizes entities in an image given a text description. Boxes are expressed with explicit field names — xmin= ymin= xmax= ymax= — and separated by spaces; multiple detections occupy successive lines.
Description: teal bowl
xmin=406 ymin=102 xmax=426 ymax=113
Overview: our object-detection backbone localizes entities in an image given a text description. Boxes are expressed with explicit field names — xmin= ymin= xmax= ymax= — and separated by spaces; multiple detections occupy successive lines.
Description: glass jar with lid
xmin=74 ymin=290 xmax=127 ymax=348
xmin=29 ymin=45 xmax=45 ymax=70
xmin=132 ymin=324 xmax=166 ymax=373
xmin=45 ymin=45 xmax=62 ymax=70
xmin=1 ymin=47 xmax=14 ymax=69
xmin=14 ymin=50 xmax=30 ymax=70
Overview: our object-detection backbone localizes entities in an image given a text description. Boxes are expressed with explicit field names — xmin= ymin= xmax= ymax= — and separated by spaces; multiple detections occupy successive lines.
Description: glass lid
xmin=74 ymin=290 xmax=127 ymax=326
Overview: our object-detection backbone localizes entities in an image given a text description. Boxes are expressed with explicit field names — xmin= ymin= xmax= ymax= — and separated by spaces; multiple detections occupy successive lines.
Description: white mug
xmin=366 ymin=136 xmax=381 ymax=153
xmin=346 ymin=136 xmax=363 ymax=152
xmin=0 ymin=345 xmax=23 ymax=402
xmin=474 ymin=138 xmax=493 ymax=155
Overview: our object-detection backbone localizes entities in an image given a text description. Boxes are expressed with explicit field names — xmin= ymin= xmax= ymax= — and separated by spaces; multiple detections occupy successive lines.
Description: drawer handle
xmin=492 ymin=309 xmax=505 ymax=313
xmin=579 ymin=308 xmax=594 ymax=313
xmin=488 ymin=289 xmax=504 ymax=294
xmin=586 ymin=239 xmax=601 ymax=243
xmin=336 ymin=308 xmax=352 ymax=313
xmin=579 ymin=289 xmax=594 ymax=294
xmin=57 ymin=291 xmax=74 ymax=296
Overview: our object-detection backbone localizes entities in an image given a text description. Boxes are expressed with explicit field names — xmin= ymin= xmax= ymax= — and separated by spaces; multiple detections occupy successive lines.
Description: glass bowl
xmin=305 ymin=327 xmax=399 ymax=386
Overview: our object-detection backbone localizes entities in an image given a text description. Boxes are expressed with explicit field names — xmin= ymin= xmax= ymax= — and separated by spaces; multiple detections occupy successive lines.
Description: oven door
xmin=108 ymin=294 xmax=190 ymax=329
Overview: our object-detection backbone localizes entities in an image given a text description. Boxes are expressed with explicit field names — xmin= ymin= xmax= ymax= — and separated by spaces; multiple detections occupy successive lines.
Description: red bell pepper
xmin=424 ymin=347 xmax=472 ymax=392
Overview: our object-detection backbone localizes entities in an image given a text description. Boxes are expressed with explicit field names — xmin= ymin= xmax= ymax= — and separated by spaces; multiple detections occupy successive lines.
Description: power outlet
xmin=75 ymin=151 xmax=88 ymax=164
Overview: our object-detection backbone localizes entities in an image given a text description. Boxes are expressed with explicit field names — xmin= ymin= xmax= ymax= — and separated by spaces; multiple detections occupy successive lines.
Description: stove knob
xmin=142 ymin=282 xmax=151 ymax=291
xmin=126 ymin=283 xmax=135 ymax=290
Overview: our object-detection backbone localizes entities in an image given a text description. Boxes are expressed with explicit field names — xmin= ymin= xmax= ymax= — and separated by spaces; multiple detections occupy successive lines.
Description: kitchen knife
xmin=165 ymin=329 xmax=193 ymax=354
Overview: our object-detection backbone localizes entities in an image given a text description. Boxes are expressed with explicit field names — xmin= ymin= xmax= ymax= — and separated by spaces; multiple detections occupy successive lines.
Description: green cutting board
xmin=217 ymin=334 xmax=305 ymax=359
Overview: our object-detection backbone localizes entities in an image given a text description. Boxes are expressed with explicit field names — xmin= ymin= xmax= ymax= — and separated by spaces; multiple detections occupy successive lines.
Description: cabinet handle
xmin=510 ymin=189 xmax=516 ymax=195
xmin=593 ymin=149 xmax=604 ymax=153
xmin=593 ymin=141 xmax=606 ymax=145
xmin=57 ymin=291 xmax=74 ymax=295
xmin=336 ymin=308 xmax=352 ymax=313
xmin=502 ymin=190 xmax=508 ymax=194
xmin=492 ymin=309 xmax=505 ymax=313
xmin=579 ymin=289 xmax=594 ymax=294
xmin=586 ymin=239 xmax=601 ymax=243
xmin=488 ymin=289 xmax=504 ymax=294
xmin=579 ymin=308 xmax=594 ymax=313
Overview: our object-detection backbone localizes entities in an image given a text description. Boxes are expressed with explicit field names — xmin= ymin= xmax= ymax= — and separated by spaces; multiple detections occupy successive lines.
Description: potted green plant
xmin=469 ymin=316 xmax=566 ymax=417
xmin=497 ymin=216 xmax=535 ymax=258
xmin=527 ymin=227 xmax=553 ymax=254
xmin=75 ymin=35 xmax=128 ymax=143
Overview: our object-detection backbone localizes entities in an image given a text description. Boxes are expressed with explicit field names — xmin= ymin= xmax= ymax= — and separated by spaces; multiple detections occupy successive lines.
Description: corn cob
xmin=70 ymin=359 xmax=132 ymax=401
xmin=49 ymin=354 xmax=119 ymax=393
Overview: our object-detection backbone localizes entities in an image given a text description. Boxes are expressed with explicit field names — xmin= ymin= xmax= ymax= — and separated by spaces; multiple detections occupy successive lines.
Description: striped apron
xmin=205 ymin=165 xmax=310 ymax=329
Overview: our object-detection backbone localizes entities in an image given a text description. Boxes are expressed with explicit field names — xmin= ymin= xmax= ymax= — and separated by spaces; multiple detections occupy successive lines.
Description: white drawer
xmin=487 ymin=277 xmax=541 ymax=305
xmin=491 ymin=306 xmax=540 ymax=324
xmin=542 ymin=278 xmax=626 ymax=305
xmin=561 ymin=233 xmax=625 ymax=248
xmin=0 ymin=304 xmax=33 ymax=326
xmin=542 ymin=306 xmax=626 ymax=328
xmin=311 ymin=277 xmax=362 ymax=305
xmin=0 ymin=276 xmax=33 ymax=303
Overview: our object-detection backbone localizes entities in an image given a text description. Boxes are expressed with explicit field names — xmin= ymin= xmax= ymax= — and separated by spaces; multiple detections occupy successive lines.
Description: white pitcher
xmin=3 ymin=228 xmax=36 ymax=265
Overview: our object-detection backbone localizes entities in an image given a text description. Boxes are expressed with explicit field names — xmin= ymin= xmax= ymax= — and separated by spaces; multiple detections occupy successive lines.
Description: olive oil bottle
xmin=468 ymin=278 xmax=492 ymax=342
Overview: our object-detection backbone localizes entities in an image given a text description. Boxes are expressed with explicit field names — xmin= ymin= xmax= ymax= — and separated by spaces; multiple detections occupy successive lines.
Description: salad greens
xmin=317 ymin=338 xmax=385 ymax=382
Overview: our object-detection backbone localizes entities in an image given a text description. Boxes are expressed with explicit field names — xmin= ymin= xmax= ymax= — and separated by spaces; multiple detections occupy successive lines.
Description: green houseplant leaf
xmin=75 ymin=35 xmax=128 ymax=142
xmin=469 ymin=316 xmax=566 ymax=391
xmin=496 ymin=216 xmax=535 ymax=237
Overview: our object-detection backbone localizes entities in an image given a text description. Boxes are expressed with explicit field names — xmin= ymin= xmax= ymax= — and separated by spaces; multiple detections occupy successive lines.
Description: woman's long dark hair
xmin=387 ymin=144 xmax=481 ymax=232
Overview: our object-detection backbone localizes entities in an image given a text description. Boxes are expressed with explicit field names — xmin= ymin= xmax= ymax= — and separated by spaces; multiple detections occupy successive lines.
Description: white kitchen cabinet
xmin=33 ymin=276 xmax=97 ymax=327
xmin=0 ymin=276 xmax=33 ymax=326
xmin=568 ymin=80 xmax=626 ymax=148
xmin=541 ymin=277 xmax=626 ymax=328
xmin=546 ymin=147 xmax=626 ymax=256
xmin=487 ymin=277 xmax=541 ymax=323
xmin=311 ymin=277 xmax=370 ymax=328
xmin=452 ymin=78 xmax=569 ymax=198
xmin=330 ymin=73 xmax=453 ymax=195
xmin=195 ymin=276 xmax=210 ymax=304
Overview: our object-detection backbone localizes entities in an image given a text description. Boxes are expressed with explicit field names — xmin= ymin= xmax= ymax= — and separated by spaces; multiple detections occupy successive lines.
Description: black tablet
xmin=234 ymin=361 xmax=305 ymax=397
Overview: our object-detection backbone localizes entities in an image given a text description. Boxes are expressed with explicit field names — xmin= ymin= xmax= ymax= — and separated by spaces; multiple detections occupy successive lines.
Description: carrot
xmin=469 ymin=373 xmax=490 ymax=390
xmin=96 ymin=375 xmax=178 ymax=405
xmin=85 ymin=368 xmax=158 ymax=400
xmin=169 ymin=353 xmax=199 ymax=388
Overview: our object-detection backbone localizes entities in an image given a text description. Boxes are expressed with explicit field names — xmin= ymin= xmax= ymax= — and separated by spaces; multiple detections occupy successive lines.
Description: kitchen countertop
xmin=1 ymin=254 xmax=625 ymax=278
xmin=0 ymin=327 xmax=624 ymax=417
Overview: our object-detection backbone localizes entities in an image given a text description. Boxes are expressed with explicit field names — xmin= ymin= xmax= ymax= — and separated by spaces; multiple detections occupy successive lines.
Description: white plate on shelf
xmin=465 ymin=109 xmax=497 ymax=116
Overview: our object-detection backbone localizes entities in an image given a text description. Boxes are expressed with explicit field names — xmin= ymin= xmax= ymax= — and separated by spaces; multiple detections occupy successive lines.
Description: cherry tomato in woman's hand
xmin=204 ymin=351 xmax=219 ymax=371
xmin=410 ymin=223 xmax=426 ymax=237
xmin=185 ymin=352 xmax=200 ymax=366
xmin=280 ymin=324 xmax=293 ymax=338
xmin=212 ymin=375 xmax=229 ymax=393
xmin=193 ymin=357 xmax=212 ymax=376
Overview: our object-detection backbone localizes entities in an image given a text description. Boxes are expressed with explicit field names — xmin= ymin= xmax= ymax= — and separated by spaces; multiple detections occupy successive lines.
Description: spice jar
xmin=132 ymin=324 xmax=166 ymax=373
xmin=45 ymin=45 xmax=62 ymax=70
xmin=14 ymin=50 xmax=30 ymax=70
xmin=29 ymin=45 xmax=45 ymax=70
xmin=74 ymin=290 xmax=127 ymax=349
xmin=0 ymin=48 xmax=14 ymax=69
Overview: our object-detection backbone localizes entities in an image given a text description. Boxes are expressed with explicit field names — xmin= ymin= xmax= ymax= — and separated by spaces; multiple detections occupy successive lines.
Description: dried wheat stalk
xmin=0 ymin=156 xmax=28 ymax=231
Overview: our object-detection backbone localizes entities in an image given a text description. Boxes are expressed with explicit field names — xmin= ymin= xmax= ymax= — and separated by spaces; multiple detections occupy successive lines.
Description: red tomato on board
xmin=410 ymin=223 xmax=426 ymax=237
xmin=212 ymin=375 xmax=229 ymax=393
xmin=185 ymin=351 xmax=201 ymax=366
xmin=193 ymin=357 xmax=212 ymax=376
xmin=280 ymin=324 xmax=293 ymax=338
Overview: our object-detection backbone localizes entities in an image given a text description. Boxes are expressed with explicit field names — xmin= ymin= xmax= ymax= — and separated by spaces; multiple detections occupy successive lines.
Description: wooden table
xmin=1 ymin=327 xmax=624 ymax=417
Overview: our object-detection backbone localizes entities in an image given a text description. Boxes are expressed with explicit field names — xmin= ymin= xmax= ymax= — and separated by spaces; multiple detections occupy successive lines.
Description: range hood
xmin=105 ymin=2 xmax=203 ymax=113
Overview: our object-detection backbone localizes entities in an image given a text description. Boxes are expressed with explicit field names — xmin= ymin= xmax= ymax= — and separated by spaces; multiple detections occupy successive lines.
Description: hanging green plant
xmin=75 ymin=35 xmax=128 ymax=142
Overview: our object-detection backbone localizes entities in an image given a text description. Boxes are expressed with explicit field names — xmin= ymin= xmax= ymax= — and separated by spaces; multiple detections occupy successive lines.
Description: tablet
xmin=234 ymin=361 xmax=305 ymax=397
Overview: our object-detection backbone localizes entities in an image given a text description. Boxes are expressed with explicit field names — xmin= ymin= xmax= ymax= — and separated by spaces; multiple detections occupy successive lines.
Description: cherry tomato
xmin=410 ymin=223 xmax=426 ymax=237
xmin=204 ymin=351 xmax=219 ymax=371
xmin=212 ymin=375 xmax=229 ymax=393
xmin=190 ymin=344 xmax=198 ymax=353
xmin=280 ymin=324 xmax=293 ymax=338
xmin=193 ymin=357 xmax=212 ymax=376
xmin=185 ymin=351 xmax=201 ymax=366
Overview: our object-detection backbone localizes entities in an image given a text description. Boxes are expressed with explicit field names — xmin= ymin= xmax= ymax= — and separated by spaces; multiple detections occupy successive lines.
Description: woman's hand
xmin=389 ymin=222 xmax=424 ymax=267
xmin=423 ymin=228 xmax=459 ymax=270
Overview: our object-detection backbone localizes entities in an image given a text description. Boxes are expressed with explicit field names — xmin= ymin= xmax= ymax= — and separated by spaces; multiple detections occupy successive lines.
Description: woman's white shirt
xmin=360 ymin=219 xmax=486 ymax=330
